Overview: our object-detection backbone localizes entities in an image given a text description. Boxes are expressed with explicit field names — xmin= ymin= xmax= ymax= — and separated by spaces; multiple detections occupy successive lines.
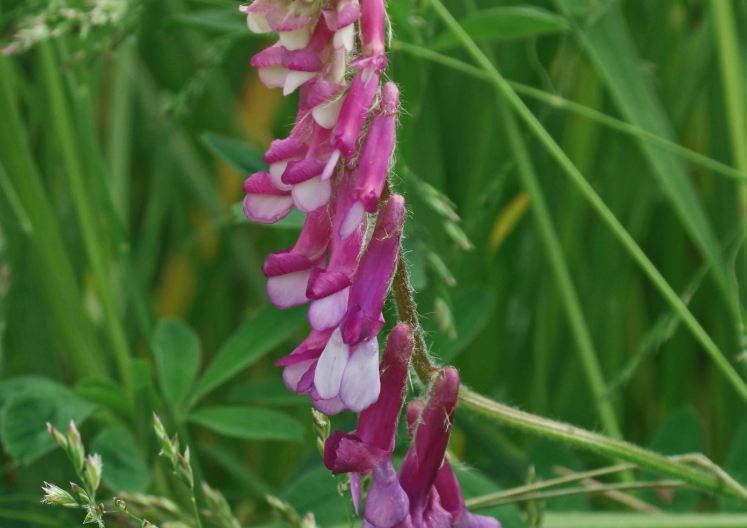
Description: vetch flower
xmin=263 ymin=206 xmax=333 ymax=309
xmin=324 ymin=324 xmax=413 ymax=526
xmin=242 ymin=171 xmax=293 ymax=224
xmin=323 ymin=0 xmax=361 ymax=51
xmin=340 ymin=82 xmax=399 ymax=238
xmin=240 ymin=0 xmax=314 ymax=50
xmin=313 ymin=194 xmax=405 ymax=412
xmin=435 ymin=459 xmax=502 ymax=528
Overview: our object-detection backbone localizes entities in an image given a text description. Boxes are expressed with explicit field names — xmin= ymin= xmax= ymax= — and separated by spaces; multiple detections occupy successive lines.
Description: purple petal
xmin=337 ymin=3 xmax=361 ymax=28
xmin=364 ymin=459 xmax=410 ymax=528
xmin=282 ymin=158 xmax=326 ymax=185
xmin=308 ymin=287 xmax=350 ymax=330
xmin=350 ymin=472 xmax=362 ymax=515
xmin=356 ymin=324 xmax=413 ymax=451
xmin=314 ymin=327 xmax=350 ymax=400
xmin=420 ymin=488 xmax=453 ymax=528
xmin=303 ymin=80 xmax=346 ymax=109
xmin=262 ymin=252 xmax=313 ymax=277
xmin=330 ymin=68 xmax=381 ymax=157
xmin=339 ymin=337 xmax=380 ymax=412
xmin=264 ymin=137 xmax=308 ymax=164
xmin=243 ymin=171 xmax=289 ymax=195
xmin=347 ymin=194 xmax=405 ymax=322
xmin=266 ymin=10 xmax=312 ymax=32
xmin=266 ymin=269 xmax=312 ymax=308
xmin=283 ymin=359 xmax=316 ymax=394
xmin=323 ymin=431 xmax=389 ymax=474
xmin=281 ymin=48 xmax=323 ymax=72
xmin=311 ymin=390 xmax=348 ymax=415
xmin=454 ymin=512 xmax=502 ymax=528
xmin=360 ymin=0 xmax=385 ymax=57
xmin=307 ymin=268 xmax=352 ymax=299
xmin=251 ymin=45 xmax=282 ymax=67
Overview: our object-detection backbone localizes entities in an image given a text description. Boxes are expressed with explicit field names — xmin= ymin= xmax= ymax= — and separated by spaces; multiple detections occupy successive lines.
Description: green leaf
xmin=281 ymin=465 xmax=348 ymax=526
xmin=431 ymin=7 xmax=568 ymax=50
xmin=91 ymin=426 xmax=151 ymax=492
xmin=0 ymin=382 xmax=95 ymax=464
xmin=643 ymin=407 xmax=705 ymax=512
xmin=188 ymin=406 xmax=304 ymax=441
xmin=427 ymin=285 xmax=497 ymax=362
xmin=191 ymin=304 xmax=307 ymax=403
xmin=75 ymin=378 xmax=133 ymax=417
xmin=165 ymin=9 xmax=251 ymax=34
xmin=229 ymin=378 xmax=308 ymax=406
xmin=152 ymin=319 xmax=202 ymax=411
xmin=232 ymin=201 xmax=306 ymax=229
xmin=201 ymin=132 xmax=266 ymax=177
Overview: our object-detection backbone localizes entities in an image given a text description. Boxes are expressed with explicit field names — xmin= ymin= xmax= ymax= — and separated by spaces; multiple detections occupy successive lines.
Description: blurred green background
xmin=2 ymin=0 xmax=747 ymax=526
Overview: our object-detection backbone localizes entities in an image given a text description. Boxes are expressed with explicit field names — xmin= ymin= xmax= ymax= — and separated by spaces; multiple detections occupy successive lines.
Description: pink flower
xmin=324 ymin=324 xmax=413 ymax=525
xmin=340 ymin=82 xmax=399 ymax=238
xmin=313 ymin=194 xmax=405 ymax=412
xmin=263 ymin=206 xmax=332 ymax=308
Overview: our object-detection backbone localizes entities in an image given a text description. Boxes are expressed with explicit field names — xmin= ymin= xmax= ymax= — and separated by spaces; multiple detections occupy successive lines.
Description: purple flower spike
xmin=435 ymin=460 xmax=502 ymax=528
xmin=328 ymin=67 xmax=382 ymax=161
xmin=398 ymin=368 xmax=460 ymax=525
xmin=342 ymin=193 xmax=405 ymax=345
xmin=341 ymin=82 xmax=399 ymax=238
xmin=324 ymin=431 xmax=390 ymax=474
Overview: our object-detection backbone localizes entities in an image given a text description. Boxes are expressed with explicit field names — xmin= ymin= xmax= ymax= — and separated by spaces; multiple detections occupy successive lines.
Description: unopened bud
xmin=70 ymin=482 xmax=90 ymax=504
xmin=153 ymin=413 xmax=167 ymax=439
xmin=426 ymin=250 xmax=456 ymax=287
xmin=300 ymin=512 xmax=318 ymax=528
xmin=142 ymin=520 xmax=159 ymax=528
xmin=83 ymin=504 xmax=104 ymax=526
xmin=434 ymin=297 xmax=457 ymax=340
xmin=41 ymin=482 xmax=78 ymax=508
xmin=114 ymin=497 xmax=127 ymax=512
xmin=47 ymin=423 xmax=68 ymax=450
xmin=444 ymin=221 xmax=473 ymax=251
xmin=85 ymin=454 xmax=102 ymax=492
xmin=176 ymin=450 xmax=194 ymax=489
xmin=68 ymin=421 xmax=85 ymax=472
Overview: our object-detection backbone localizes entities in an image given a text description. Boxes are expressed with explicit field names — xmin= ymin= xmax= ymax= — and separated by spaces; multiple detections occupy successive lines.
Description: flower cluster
xmin=239 ymin=1 xmax=502 ymax=526
xmin=240 ymin=0 xmax=401 ymax=415
xmin=323 ymin=344 xmax=501 ymax=528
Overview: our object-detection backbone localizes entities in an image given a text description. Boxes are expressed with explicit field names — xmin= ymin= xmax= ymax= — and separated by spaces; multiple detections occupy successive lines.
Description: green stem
xmin=428 ymin=0 xmax=747 ymax=408
xmin=712 ymin=1 xmax=747 ymax=178
xmin=191 ymin=492 xmax=204 ymax=528
xmin=390 ymin=40 xmax=747 ymax=183
xmin=457 ymin=386 xmax=747 ymax=502
xmin=500 ymin=98 xmax=622 ymax=438
xmin=38 ymin=43 xmax=132 ymax=392
xmin=467 ymin=479 xmax=687 ymax=509
xmin=541 ymin=513 xmax=747 ymax=528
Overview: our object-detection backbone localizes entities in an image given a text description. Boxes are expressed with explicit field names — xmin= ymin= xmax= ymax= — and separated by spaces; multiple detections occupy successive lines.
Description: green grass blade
xmin=500 ymin=99 xmax=621 ymax=438
xmin=428 ymin=0 xmax=747 ymax=409
xmin=552 ymin=0 xmax=738 ymax=320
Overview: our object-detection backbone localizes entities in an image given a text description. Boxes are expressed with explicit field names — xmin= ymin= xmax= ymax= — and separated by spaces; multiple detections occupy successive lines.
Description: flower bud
xmin=85 ymin=454 xmax=102 ymax=493
xmin=68 ymin=421 xmax=85 ymax=472
xmin=70 ymin=482 xmax=91 ymax=504
xmin=114 ymin=497 xmax=127 ymax=512
xmin=176 ymin=449 xmax=194 ymax=489
xmin=47 ymin=422 xmax=68 ymax=450
xmin=41 ymin=482 xmax=78 ymax=508
xmin=300 ymin=512 xmax=318 ymax=528
xmin=142 ymin=521 xmax=159 ymax=528
xmin=83 ymin=504 xmax=105 ymax=526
